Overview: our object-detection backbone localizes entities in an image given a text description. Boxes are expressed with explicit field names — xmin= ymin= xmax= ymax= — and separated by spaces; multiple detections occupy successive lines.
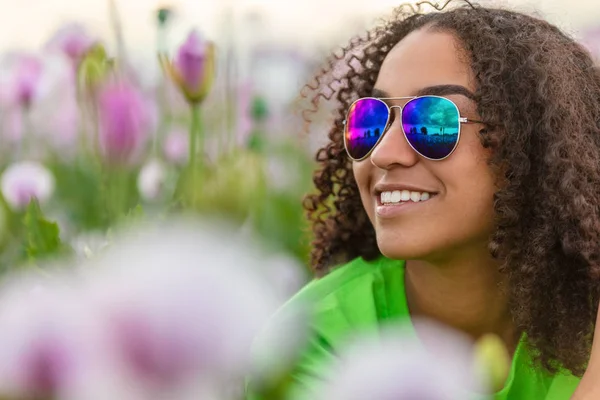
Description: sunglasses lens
xmin=345 ymin=98 xmax=389 ymax=160
xmin=401 ymin=96 xmax=460 ymax=160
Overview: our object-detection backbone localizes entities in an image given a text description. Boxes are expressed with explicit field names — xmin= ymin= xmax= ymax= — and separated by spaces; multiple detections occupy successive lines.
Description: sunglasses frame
xmin=343 ymin=95 xmax=484 ymax=161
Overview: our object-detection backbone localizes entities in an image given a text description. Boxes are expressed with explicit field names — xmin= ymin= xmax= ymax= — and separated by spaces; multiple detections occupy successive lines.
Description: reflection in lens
xmin=402 ymin=97 xmax=460 ymax=160
xmin=345 ymin=98 xmax=389 ymax=160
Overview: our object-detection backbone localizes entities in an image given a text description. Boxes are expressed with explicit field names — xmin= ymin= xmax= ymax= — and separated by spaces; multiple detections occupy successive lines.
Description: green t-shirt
xmin=248 ymin=256 xmax=581 ymax=400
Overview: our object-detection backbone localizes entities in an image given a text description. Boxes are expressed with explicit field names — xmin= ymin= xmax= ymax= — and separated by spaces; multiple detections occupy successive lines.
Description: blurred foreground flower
xmin=0 ymin=219 xmax=302 ymax=399
xmin=163 ymin=30 xmax=215 ymax=105
xmin=1 ymin=161 xmax=55 ymax=211
xmin=0 ymin=277 xmax=113 ymax=400
xmin=315 ymin=320 xmax=487 ymax=400
xmin=45 ymin=23 xmax=97 ymax=65
xmin=97 ymin=81 xmax=154 ymax=164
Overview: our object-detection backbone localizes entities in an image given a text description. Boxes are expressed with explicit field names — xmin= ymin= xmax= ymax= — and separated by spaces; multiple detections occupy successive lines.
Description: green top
xmin=248 ymin=256 xmax=581 ymax=400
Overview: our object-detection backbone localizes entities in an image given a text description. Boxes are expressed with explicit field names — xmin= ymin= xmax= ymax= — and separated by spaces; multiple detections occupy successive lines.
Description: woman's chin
xmin=377 ymin=242 xmax=427 ymax=261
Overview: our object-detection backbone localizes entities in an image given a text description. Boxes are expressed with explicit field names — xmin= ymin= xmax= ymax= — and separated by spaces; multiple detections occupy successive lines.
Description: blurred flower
xmin=316 ymin=320 xmax=486 ymax=400
xmin=162 ymin=127 xmax=188 ymax=165
xmin=97 ymin=81 xmax=154 ymax=164
xmin=0 ymin=219 xmax=304 ymax=399
xmin=78 ymin=44 xmax=113 ymax=92
xmin=84 ymin=220 xmax=284 ymax=396
xmin=186 ymin=150 xmax=267 ymax=221
xmin=0 ymin=161 xmax=55 ymax=211
xmin=0 ymin=276 xmax=118 ymax=400
xmin=137 ymin=159 xmax=167 ymax=201
xmin=0 ymin=53 xmax=44 ymax=108
xmin=162 ymin=30 xmax=216 ymax=104
xmin=0 ymin=53 xmax=77 ymax=154
xmin=45 ymin=23 xmax=97 ymax=65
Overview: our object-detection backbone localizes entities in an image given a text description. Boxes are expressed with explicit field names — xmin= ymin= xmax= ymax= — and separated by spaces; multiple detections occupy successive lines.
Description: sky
xmin=1 ymin=0 xmax=599 ymax=56
xmin=1 ymin=0 xmax=598 ymax=99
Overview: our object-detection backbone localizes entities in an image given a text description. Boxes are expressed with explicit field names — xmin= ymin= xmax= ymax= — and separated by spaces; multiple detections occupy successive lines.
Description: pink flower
xmin=45 ymin=23 xmax=97 ymax=64
xmin=0 ymin=277 xmax=116 ymax=400
xmin=97 ymin=81 xmax=154 ymax=164
xmin=163 ymin=30 xmax=216 ymax=104
xmin=0 ymin=53 xmax=44 ymax=108
xmin=78 ymin=221 xmax=283 ymax=396
xmin=162 ymin=127 xmax=188 ymax=165
xmin=0 ymin=161 xmax=55 ymax=211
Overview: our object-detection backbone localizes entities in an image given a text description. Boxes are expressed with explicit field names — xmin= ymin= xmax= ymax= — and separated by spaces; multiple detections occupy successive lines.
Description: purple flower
xmin=0 ymin=278 xmax=114 ymax=400
xmin=0 ymin=161 xmax=55 ymax=211
xmin=87 ymin=221 xmax=281 ymax=393
xmin=0 ymin=53 xmax=44 ymax=108
xmin=45 ymin=23 xmax=97 ymax=64
xmin=97 ymin=81 xmax=154 ymax=164
xmin=162 ymin=127 xmax=189 ymax=165
xmin=165 ymin=30 xmax=215 ymax=104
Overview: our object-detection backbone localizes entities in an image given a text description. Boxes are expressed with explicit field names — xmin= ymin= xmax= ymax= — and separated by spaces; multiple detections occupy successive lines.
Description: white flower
xmin=317 ymin=320 xmax=487 ymax=400
xmin=137 ymin=159 xmax=167 ymax=201
xmin=1 ymin=161 xmax=55 ymax=210
xmin=162 ymin=127 xmax=189 ymax=165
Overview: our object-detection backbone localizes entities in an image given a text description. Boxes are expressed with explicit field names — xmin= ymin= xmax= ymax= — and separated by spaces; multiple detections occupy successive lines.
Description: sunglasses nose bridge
xmin=388 ymin=105 xmax=403 ymax=120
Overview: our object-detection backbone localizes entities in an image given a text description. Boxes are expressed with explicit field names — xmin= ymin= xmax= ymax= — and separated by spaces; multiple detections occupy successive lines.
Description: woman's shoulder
xmin=274 ymin=255 xmax=407 ymax=342
xmin=285 ymin=255 xmax=405 ymax=312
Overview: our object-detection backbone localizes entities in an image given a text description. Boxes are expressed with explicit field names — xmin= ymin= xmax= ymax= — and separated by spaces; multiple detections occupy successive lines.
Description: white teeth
xmin=380 ymin=190 xmax=434 ymax=205
xmin=383 ymin=191 xmax=392 ymax=203
xmin=410 ymin=191 xmax=421 ymax=202
xmin=400 ymin=190 xmax=410 ymax=201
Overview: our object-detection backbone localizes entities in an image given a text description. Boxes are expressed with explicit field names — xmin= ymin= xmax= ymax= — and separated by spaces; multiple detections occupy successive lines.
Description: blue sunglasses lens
xmin=401 ymin=96 xmax=460 ymax=160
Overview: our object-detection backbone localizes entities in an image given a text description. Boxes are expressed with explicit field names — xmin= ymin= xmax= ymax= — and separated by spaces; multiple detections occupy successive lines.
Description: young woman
xmin=250 ymin=2 xmax=600 ymax=399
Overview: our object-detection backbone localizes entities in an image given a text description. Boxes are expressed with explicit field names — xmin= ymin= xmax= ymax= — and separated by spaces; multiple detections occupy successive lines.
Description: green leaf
xmin=22 ymin=199 xmax=70 ymax=262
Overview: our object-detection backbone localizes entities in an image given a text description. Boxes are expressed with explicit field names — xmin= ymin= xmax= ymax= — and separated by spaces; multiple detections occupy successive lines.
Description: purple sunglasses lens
xmin=401 ymin=96 xmax=460 ymax=160
xmin=344 ymin=98 xmax=389 ymax=160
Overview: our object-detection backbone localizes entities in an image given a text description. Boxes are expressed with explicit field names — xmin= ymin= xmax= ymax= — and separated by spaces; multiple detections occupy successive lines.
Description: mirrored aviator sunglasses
xmin=343 ymin=95 xmax=482 ymax=161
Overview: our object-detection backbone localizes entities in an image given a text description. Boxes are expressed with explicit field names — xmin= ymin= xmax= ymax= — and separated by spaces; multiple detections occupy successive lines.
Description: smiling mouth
xmin=378 ymin=190 xmax=437 ymax=205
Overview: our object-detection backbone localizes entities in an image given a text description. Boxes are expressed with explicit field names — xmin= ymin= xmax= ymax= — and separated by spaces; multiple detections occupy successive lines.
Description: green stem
xmin=105 ymin=167 xmax=128 ymax=224
xmin=188 ymin=105 xmax=204 ymax=204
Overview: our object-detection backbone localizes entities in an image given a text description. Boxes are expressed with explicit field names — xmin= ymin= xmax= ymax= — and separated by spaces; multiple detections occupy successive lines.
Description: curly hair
xmin=301 ymin=0 xmax=600 ymax=376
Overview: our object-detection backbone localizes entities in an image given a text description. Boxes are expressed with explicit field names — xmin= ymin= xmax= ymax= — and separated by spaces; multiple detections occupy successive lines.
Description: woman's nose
xmin=370 ymin=119 xmax=420 ymax=170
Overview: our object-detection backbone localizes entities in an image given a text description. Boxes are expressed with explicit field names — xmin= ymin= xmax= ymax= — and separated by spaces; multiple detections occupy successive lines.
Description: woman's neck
xmin=404 ymin=254 xmax=518 ymax=355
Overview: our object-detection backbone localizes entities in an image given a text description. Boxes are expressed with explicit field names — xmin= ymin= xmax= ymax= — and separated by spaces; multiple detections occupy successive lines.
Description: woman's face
xmin=352 ymin=28 xmax=496 ymax=262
